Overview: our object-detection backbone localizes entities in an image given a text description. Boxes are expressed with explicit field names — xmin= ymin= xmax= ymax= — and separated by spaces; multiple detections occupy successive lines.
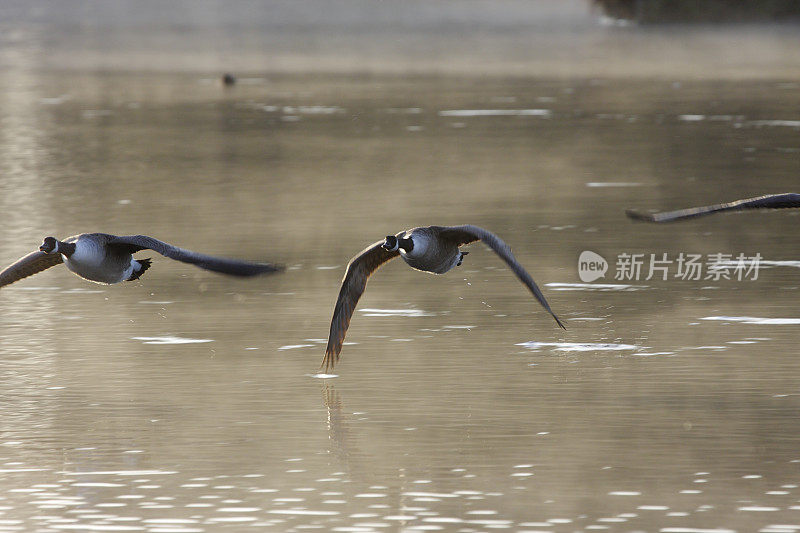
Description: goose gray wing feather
xmin=626 ymin=193 xmax=800 ymax=223
xmin=106 ymin=235 xmax=283 ymax=276
xmin=435 ymin=224 xmax=566 ymax=330
xmin=323 ymin=239 xmax=400 ymax=371
xmin=0 ymin=235 xmax=86 ymax=289
xmin=0 ymin=251 xmax=64 ymax=289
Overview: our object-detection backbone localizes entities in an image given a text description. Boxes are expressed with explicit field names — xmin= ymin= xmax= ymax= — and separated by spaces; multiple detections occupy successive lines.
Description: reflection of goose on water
xmin=322 ymin=225 xmax=566 ymax=372
xmin=626 ymin=193 xmax=800 ymax=223
xmin=0 ymin=233 xmax=283 ymax=288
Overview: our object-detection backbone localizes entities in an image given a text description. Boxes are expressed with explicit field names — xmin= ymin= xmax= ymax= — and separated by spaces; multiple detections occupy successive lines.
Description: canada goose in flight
xmin=322 ymin=225 xmax=566 ymax=371
xmin=0 ymin=233 xmax=283 ymax=288
xmin=626 ymin=193 xmax=800 ymax=223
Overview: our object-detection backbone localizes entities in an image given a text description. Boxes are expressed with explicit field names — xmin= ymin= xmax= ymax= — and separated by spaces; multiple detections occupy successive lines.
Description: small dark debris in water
xmin=222 ymin=73 xmax=236 ymax=86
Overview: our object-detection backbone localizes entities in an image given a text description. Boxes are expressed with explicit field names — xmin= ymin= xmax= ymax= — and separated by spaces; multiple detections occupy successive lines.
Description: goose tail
xmin=128 ymin=258 xmax=152 ymax=281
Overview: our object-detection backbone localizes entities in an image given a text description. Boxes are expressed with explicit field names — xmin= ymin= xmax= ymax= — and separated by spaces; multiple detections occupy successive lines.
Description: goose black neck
xmin=59 ymin=242 xmax=77 ymax=258
xmin=398 ymin=237 xmax=414 ymax=252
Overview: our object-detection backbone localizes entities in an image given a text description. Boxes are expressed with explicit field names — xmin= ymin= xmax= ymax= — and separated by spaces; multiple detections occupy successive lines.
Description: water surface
xmin=1 ymin=6 xmax=800 ymax=533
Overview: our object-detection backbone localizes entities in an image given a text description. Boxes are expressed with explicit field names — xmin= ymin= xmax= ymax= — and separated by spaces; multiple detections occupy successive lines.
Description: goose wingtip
xmin=263 ymin=262 xmax=286 ymax=273
xmin=321 ymin=349 xmax=339 ymax=374
xmin=625 ymin=209 xmax=656 ymax=222
xmin=238 ymin=262 xmax=285 ymax=276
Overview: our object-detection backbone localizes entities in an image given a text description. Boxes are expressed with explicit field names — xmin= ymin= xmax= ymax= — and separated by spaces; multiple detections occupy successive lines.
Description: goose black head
xmin=39 ymin=237 xmax=59 ymax=254
xmin=382 ymin=235 xmax=399 ymax=252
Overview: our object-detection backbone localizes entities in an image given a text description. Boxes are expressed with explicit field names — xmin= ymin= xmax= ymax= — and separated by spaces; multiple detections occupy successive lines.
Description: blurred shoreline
xmin=594 ymin=0 xmax=800 ymax=24
xmin=1 ymin=0 xmax=799 ymax=80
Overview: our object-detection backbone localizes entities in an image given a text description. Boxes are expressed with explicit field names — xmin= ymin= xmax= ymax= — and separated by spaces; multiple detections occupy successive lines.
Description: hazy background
xmin=2 ymin=0 xmax=800 ymax=77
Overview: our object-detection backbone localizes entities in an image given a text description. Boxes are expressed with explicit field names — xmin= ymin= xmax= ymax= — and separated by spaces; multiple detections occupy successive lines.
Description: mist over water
xmin=2 ymin=0 xmax=800 ymax=77
xmin=1 ymin=1 xmax=800 ymax=532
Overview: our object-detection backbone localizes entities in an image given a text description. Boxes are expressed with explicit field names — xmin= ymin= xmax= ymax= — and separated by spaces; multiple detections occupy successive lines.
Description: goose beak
xmin=382 ymin=236 xmax=399 ymax=251
xmin=39 ymin=245 xmax=47 ymax=252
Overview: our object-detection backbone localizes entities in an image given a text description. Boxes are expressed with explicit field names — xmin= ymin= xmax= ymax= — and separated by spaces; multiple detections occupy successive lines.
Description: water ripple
xmin=702 ymin=316 xmax=800 ymax=325
xmin=438 ymin=109 xmax=551 ymax=117
xmin=130 ymin=337 xmax=213 ymax=345
xmin=546 ymin=282 xmax=649 ymax=292
xmin=359 ymin=308 xmax=435 ymax=317
xmin=517 ymin=341 xmax=639 ymax=352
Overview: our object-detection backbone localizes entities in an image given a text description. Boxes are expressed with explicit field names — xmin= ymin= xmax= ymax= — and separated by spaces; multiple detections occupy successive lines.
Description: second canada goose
xmin=626 ymin=192 xmax=800 ymax=223
xmin=322 ymin=225 xmax=566 ymax=371
xmin=0 ymin=233 xmax=283 ymax=289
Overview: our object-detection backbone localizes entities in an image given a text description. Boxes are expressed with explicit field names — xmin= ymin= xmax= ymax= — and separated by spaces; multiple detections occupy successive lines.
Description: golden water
xmin=1 ymin=4 xmax=800 ymax=532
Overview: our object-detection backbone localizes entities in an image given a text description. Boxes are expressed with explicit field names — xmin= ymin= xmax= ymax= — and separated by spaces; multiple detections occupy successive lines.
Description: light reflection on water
xmin=0 ymin=40 xmax=799 ymax=533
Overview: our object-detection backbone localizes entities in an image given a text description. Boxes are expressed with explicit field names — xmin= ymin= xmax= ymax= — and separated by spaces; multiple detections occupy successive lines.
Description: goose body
xmin=0 ymin=233 xmax=282 ymax=289
xmin=394 ymin=227 xmax=463 ymax=274
xmin=626 ymin=192 xmax=800 ymax=223
xmin=62 ymin=235 xmax=143 ymax=283
xmin=323 ymin=224 xmax=566 ymax=372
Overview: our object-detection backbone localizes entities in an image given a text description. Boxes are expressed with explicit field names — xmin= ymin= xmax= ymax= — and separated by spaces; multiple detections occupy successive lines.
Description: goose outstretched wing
xmin=323 ymin=240 xmax=400 ymax=371
xmin=626 ymin=193 xmax=800 ymax=223
xmin=0 ymin=251 xmax=64 ymax=289
xmin=435 ymin=224 xmax=566 ymax=330
xmin=107 ymin=235 xmax=283 ymax=276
